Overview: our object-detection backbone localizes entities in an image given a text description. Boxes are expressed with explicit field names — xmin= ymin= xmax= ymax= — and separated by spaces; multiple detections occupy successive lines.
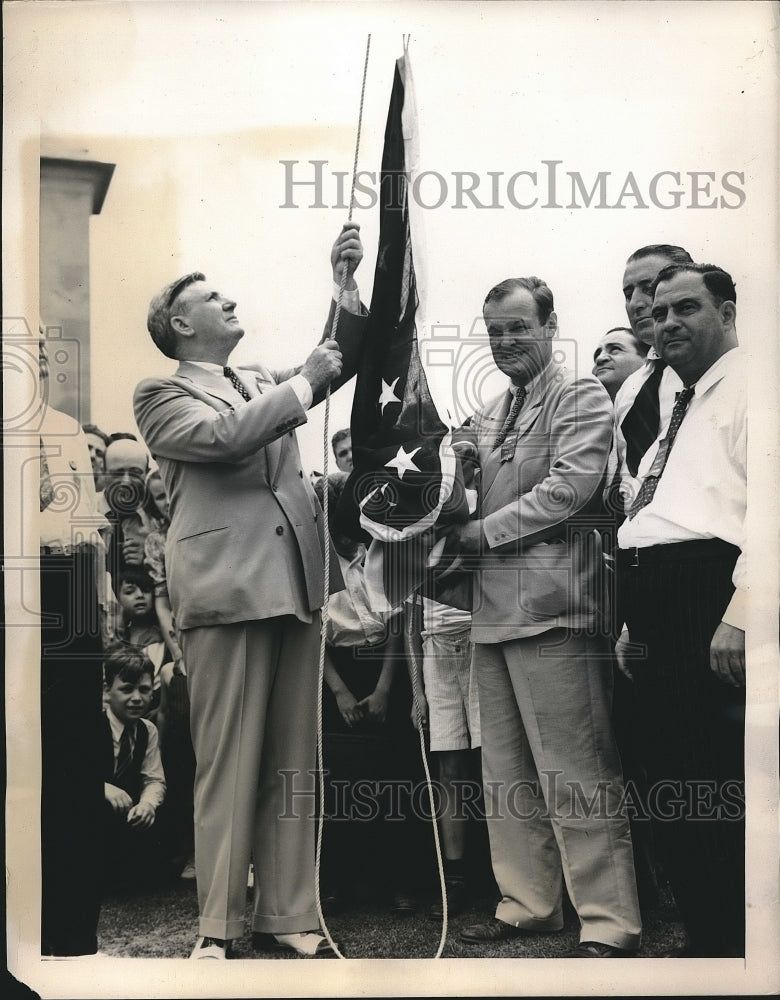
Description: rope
xmin=314 ymin=34 xmax=448 ymax=960
xmin=314 ymin=33 xmax=370 ymax=961
xmin=405 ymin=589 xmax=448 ymax=959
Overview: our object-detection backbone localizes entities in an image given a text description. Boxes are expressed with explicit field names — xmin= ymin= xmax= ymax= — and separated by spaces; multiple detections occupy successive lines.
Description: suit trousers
xmin=182 ymin=614 xmax=321 ymax=940
xmin=619 ymin=539 xmax=745 ymax=956
xmin=475 ymin=628 xmax=642 ymax=949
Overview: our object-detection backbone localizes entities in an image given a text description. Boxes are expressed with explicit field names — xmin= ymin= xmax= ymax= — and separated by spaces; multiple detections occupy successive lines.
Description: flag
xmin=335 ymin=51 xmax=475 ymax=611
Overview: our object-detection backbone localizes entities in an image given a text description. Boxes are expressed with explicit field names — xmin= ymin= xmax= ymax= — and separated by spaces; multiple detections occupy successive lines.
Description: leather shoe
xmin=190 ymin=936 xmax=231 ymax=959
xmin=391 ymin=891 xmax=418 ymax=914
xmin=253 ymin=931 xmax=337 ymax=957
xmin=562 ymin=941 xmax=637 ymax=958
xmin=459 ymin=917 xmax=529 ymax=943
xmin=429 ymin=879 xmax=468 ymax=921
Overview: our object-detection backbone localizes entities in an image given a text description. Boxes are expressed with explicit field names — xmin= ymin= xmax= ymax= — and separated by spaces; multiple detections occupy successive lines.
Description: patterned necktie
xmin=223 ymin=365 xmax=251 ymax=402
xmin=628 ymin=385 xmax=695 ymax=520
xmin=495 ymin=385 xmax=527 ymax=448
xmin=114 ymin=725 xmax=133 ymax=779
xmin=40 ymin=437 xmax=55 ymax=511
xmin=620 ymin=359 xmax=667 ymax=477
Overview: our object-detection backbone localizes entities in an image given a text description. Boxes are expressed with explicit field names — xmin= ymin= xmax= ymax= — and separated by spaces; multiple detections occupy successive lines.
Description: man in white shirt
xmin=616 ymin=262 xmax=746 ymax=957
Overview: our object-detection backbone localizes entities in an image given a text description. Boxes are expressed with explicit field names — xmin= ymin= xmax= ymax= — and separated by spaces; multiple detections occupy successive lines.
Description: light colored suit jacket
xmin=133 ymin=306 xmax=365 ymax=630
xmin=469 ymin=362 xmax=613 ymax=643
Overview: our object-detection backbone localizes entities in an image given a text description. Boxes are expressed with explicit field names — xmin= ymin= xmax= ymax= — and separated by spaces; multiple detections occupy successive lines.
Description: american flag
xmin=335 ymin=51 xmax=475 ymax=611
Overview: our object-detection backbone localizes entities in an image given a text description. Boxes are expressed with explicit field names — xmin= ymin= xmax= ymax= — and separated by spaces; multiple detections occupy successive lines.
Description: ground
xmin=98 ymin=878 xmax=686 ymax=960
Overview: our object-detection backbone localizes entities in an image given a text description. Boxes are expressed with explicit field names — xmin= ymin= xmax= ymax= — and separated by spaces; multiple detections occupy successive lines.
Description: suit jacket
xmin=469 ymin=362 xmax=613 ymax=643
xmin=133 ymin=303 xmax=366 ymax=630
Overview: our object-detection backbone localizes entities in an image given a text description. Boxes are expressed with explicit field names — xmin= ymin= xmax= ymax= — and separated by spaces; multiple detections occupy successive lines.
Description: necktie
xmin=40 ymin=437 xmax=55 ymax=511
xmin=114 ymin=725 xmax=133 ymax=780
xmin=628 ymin=386 xmax=695 ymax=520
xmin=223 ymin=366 xmax=251 ymax=402
xmin=620 ymin=359 xmax=667 ymax=477
xmin=494 ymin=385 xmax=527 ymax=448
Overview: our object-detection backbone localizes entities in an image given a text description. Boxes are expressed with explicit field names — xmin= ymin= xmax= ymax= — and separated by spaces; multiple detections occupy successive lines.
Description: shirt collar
xmin=689 ymin=346 xmax=742 ymax=398
xmin=509 ymin=359 xmax=553 ymax=401
xmin=186 ymin=360 xmax=226 ymax=374
xmin=106 ymin=706 xmax=135 ymax=741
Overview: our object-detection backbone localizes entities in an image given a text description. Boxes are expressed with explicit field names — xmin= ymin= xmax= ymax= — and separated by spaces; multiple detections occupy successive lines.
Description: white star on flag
xmin=385 ymin=445 xmax=421 ymax=481
xmin=378 ymin=377 xmax=401 ymax=413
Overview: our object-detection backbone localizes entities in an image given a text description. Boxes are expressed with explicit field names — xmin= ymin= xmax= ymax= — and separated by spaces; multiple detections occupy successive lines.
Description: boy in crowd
xmin=102 ymin=647 xmax=167 ymax=890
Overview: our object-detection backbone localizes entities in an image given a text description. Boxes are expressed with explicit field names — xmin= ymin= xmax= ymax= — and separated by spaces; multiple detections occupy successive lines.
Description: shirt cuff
xmin=287 ymin=373 xmax=313 ymax=411
xmin=721 ymin=588 xmax=747 ymax=632
xmin=332 ymin=281 xmax=361 ymax=314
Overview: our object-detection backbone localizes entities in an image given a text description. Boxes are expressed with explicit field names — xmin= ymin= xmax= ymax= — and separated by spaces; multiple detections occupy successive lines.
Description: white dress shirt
xmin=105 ymin=706 xmax=166 ymax=809
xmin=608 ymin=348 xmax=684 ymax=512
xmin=618 ymin=348 xmax=746 ymax=629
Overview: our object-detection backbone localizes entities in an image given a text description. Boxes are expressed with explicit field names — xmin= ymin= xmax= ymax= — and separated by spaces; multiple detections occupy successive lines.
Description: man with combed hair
xmin=592 ymin=327 xmax=648 ymax=401
xmin=441 ymin=276 xmax=641 ymax=958
xmin=134 ymin=224 xmax=365 ymax=960
xmin=331 ymin=427 xmax=353 ymax=473
xmin=617 ymin=262 xmax=746 ymax=957
xmin=610 ymin=244 xmax=693 ymax=512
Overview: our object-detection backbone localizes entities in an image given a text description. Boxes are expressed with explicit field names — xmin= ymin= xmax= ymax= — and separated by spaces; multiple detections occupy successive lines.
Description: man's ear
xmin=170 ymin=314 xmax=193 ymax=338
xmin=720 ymin=300 xmax=737 ymax=327
xmin=545 ymin=311 xmax=558 ymax=337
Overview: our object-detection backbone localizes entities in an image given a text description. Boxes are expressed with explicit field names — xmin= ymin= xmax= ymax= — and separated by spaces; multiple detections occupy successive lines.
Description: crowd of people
xmin=38 ymin=229 xmax=746 ymax=962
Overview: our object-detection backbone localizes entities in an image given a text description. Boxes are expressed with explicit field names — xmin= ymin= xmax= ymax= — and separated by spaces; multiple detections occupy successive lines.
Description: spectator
xmin=143 ymin=468 xmax=183 ymax=664
xmin=116 ymin=566 xmax=167 ymax=719
xmin=38 ymin=336 xmax=107 ymax=957
xmin=101 ymin=437 xmax=163 ymax=600
xmin=315 ymin=473 xmax=427 ymax=916
xmin=591 ymin=327 xmax=648 ymax=401
xmin=617 ymin=262 xmax=746 ymax=957
xmin=441 ymin=276 xmax=641 ymax=958
xmin=406 ymin=580 xmax=483 ymax=920
xmin=102 ymin=646 xmax=166 ymax=891
xmin=610 ymin=244 xmax=693 ymax=514
xmin=142 ymin=468 xmax=195 ymax=880
xmin=331 ymin=427 xmax=353 ymax=473
xmin=82 ymin=422 xmax=110 ymax=490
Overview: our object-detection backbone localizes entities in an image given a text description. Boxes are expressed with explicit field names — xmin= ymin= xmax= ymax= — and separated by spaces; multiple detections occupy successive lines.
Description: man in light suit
xmin=442 ymin=277 xmax=641 ymax=958
xmin=134 ymin=225 xmax=365 ymax=959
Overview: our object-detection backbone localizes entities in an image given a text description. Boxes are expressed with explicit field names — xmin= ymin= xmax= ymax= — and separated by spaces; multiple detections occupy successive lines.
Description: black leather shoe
xmin=562 ymin=941 xmax=637 ymax=958
xmin=391 ymin=891 xmax=418 ymax=914
xmin=429 ymin=879 xmax=468 ymax=920
xmin=459 ymin=917 xmax=529 ymax=943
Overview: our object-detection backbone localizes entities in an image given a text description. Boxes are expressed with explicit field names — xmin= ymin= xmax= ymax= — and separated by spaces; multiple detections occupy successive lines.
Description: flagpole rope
xmin=406 ymin=588 xmax=449 ymax=959
xmin=315 ymin=34 xmax=448 ymax=961
xmin=314 ymin=32 xmax=371 ymax=961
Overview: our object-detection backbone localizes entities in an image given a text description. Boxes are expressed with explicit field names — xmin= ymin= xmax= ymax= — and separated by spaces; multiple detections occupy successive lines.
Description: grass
xmin=98 ymin=877 xmax=686 ymax=961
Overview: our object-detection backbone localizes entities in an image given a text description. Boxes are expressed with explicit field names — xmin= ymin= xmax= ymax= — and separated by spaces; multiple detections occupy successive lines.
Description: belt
xmin=617 ymin=538 xmax=739 ymax=569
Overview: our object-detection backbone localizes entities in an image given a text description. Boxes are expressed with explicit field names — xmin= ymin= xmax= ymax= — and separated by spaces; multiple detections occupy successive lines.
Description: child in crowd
xmin=407 ymin=583 xmax=490 ymax=919
xmin=102 ymin=646 xmax=166 ymax=891
xmin=315 ymin=473 xmax=431 ymax=914
xmin=143 ymin=467 xmax=196 ymax=880
xmin=116 ymin=567 xmax=166 ymax=717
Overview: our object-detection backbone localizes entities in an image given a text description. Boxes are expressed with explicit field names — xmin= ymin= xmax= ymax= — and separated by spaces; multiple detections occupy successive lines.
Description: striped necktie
xmin=114 ymin=725 xmax=133 ymax=780
xmin=495 ymin=385 xmax=527 ymax=448
xmin=223 ymin=366 xmax=251 ymax=402
xmin=40 ymin=437 xmax=55 ymax=511
xmin=628 ymin=385 xmax=695 ymax=520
